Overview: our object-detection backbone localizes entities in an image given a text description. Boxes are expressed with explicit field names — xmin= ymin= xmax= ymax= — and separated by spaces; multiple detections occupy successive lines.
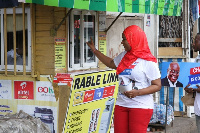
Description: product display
xmin=150 ymin=103 xmax=174 ymax=125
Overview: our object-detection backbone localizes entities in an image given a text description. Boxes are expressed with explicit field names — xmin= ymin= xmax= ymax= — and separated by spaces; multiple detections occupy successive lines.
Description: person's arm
xmin=124 ymin=78 xmax=161 ymax=98
xmin=184 ymin=84 xmax=194 ymax=93
xmin=194 ymin=85 xmax=200 ymax=93
xmin=87 ymin=37 xmax=116 ymax=69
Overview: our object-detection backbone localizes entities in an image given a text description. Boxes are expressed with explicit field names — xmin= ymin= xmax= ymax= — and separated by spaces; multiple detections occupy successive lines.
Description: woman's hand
xmin=124 ymin=89 xmax=140 ymax=99
xmin=124 ymin=78 xmax=161 ymax=99
xmin=86 ymin=37 xmax=95 ymax=51
xmin=195 ymin=85 xmax=200 ymax=93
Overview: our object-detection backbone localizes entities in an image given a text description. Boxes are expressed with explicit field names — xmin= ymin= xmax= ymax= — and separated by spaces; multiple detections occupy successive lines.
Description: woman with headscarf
xmin=87 ymin=25 xmax=161 ymax=133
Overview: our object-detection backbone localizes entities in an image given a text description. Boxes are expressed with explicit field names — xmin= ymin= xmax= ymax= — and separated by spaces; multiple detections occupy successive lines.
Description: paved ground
xmin=110 ymin=114 xmax=198 ymax=133
xmin=164 ymin=115 xmax=197 ymax=133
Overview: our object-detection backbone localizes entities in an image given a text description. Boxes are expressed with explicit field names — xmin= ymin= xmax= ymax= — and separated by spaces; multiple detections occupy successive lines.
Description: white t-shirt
xmin=114 ymin=51 xmax=161 ymax=109
xmin=194 ymin=55 xmax=200 ymax=116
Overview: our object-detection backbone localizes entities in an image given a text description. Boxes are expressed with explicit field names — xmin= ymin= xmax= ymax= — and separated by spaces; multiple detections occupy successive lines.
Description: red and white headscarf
xmin=116 ymin=25 xmax=157 ymax=75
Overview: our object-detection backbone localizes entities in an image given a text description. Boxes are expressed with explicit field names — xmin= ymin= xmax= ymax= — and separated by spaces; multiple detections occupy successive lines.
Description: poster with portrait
xmin=161 ymin=62 xmax=200 ymax=88
xmin=62 ymin=70 xmax=119 ymax=133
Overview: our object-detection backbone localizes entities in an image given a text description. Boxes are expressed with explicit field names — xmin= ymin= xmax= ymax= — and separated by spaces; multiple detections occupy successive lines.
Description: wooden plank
xmin=36 ymin=56 xmax=55 ymax=61
xmin=36 ymin=31 xmax=51 ymax=37
xmin=36 ymin=16 xmax=54 ymax=19
xmin=36 ymin=60 xmax=54 ymax=64
xmin=54 ymin=25 xmax=66 ymax=31
xmin=54 ymin=7 xmax=66 ymax=12
xmin=54 ymin=12 xmax=66 ymax=18
xmin=159 ymin=38 xmax=182 ymax=43
xmin=36 ymin=4 xmax=54 ymax=11
xmin=36 ymin=62 xmax=54 ymax=69
xmin=36 ymin=18 xmax=65 ymax=24
xmin=36 ymin=24 xmax=54 ymax=31
xmin=36 ymin=18 xmax=54 ymax=24
xmin=54 ymin=18 xmax=66 ymax=24
xmin=36 ymin=11 xmax=53 ymax=17
xmin=55 ymin=31 xmax=66 ymax=37
xmin=36 ymin=43 xmax=54 ymax=50
xmin=36 ymin=37 xmax=54 ymax=43
xmin=38 ymin=68 xmax=55 ymax=75
xmin=158 ymin=47 xmax=183 ymax=56
xmin=36 ymin=51 xmax=55 ymax=56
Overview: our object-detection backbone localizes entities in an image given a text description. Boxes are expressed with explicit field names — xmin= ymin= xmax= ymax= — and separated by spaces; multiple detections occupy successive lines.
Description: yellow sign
xmin=99 ymin=32 xmax=106 ymax=56
xmin=63 ymin=70 xmax=118 ymax=133
xmin=55 ymin=38 xmax=66 ymax=71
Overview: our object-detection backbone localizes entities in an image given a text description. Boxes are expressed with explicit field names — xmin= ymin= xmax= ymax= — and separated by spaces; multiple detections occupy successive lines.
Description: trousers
xmin=114 ymin=105 xmax=153 ymax=133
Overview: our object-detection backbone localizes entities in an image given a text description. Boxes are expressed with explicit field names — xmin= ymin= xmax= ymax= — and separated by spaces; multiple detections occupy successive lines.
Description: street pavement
xmin=109 ymin=114 xmax=198 ymax=133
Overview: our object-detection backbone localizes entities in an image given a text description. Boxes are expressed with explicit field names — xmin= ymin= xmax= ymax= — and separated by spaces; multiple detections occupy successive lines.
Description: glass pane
xmin=6 ymin=14 xmax=28 ymax=66
xmin=74 ymin=15 xmax=80 ymax=64
xmin=84 ymin=15 xmax=95 ymax=63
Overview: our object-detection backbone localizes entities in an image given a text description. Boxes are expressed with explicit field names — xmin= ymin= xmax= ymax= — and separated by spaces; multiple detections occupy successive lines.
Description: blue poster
xmin=161 ymin=62 xmax=200 ymax=88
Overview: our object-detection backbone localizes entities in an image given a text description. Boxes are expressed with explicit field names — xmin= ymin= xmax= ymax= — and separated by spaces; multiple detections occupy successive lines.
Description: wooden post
xmin=22 ymin=3 xmax=26 ymax=75
xmin=13 ymin=7 xmax=16 ymax=75
xmin=4 ymin=8 xmax=7 ymax=75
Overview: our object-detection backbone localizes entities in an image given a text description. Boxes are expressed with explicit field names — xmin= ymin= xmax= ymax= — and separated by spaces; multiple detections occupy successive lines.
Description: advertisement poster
xmin=63 ymin=70 xmax=118 ymax=133
xmin=55 ymin=38 xmax=66 ymax=71
xmin=36 ymin=81 xmax=56 ymax=102
xmin=17 ymin=105 xmax=57 ymax=133
xmin=99 ymin=32 xmax=106 ymax=56
xmin=0 ymin=79 xmax=59 ymax=133
xmin=161 ymin=62 xmax=200 ymax=88
xmin=0 ymin=80 xmax=12 ymax=99
xmin=14 ymin=81 xmax=34 ymax=99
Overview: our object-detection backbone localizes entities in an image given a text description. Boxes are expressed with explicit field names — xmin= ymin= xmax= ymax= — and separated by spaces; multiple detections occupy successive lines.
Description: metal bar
xmin=55 ymin=8 xmax=73 ymax=31
xmin=165 ymin=87 xmax=169 ymax=133
xmin=105 ymin=12 xmax=123 ymax=33
xmin=171 ymin=87 xmax=175 ymax=127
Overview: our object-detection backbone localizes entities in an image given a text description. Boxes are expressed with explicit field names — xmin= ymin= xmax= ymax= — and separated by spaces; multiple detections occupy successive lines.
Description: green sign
xmin=25 ymin=0 xmax=182 ymax=16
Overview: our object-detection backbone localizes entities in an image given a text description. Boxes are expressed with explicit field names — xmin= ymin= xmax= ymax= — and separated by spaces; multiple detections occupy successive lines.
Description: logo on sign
xmin=14 ymin=81 xmax=34 ymax=99
xmin=83 ymin=90 xmax=95 ymax=102
xmin=38 ymin=87 xmax=54 ymax=93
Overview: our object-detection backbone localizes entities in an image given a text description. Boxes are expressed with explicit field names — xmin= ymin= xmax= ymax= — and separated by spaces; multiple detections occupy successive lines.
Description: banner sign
xmin=161 ymin=62 xmax=200 ymax=88
xmin=63 ymin=70 xmax=118 ymax=133
xmin=25 ymin=0 xmax=183 ymax=16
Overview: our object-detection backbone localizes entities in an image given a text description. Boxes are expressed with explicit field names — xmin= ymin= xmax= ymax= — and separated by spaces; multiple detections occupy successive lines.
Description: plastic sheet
xmin=0 ymin=110 xmax=50 ymax=133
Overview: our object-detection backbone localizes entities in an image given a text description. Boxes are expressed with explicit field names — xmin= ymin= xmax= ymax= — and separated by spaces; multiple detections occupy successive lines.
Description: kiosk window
xmin=0 ymin=8 xmax=31 ymax=72
xmin=69 ymin=10 xmax=98 ymax=70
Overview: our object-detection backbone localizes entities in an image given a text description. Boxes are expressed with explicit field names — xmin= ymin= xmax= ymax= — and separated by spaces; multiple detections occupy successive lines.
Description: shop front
xmin=0 ymin=0 xmax=184 ymax=132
